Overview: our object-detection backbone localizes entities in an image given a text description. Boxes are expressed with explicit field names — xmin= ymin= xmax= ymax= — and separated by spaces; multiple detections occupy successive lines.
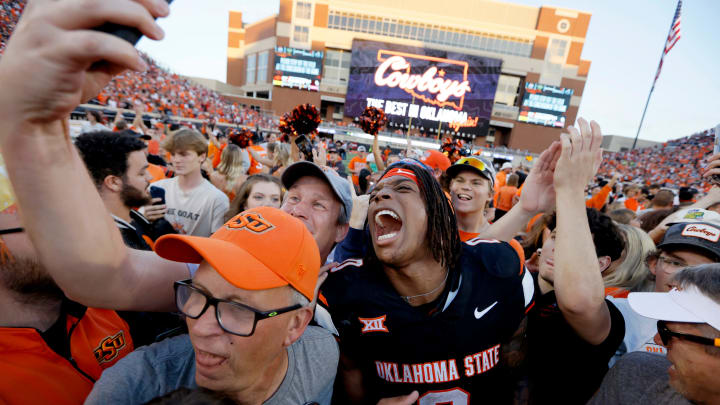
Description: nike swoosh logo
xmin=474 ymin=301 xmax=498 ymax=319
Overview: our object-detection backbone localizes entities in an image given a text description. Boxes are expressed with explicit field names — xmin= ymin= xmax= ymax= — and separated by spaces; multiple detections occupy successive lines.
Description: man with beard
xmin=75 ymin=132 xmax=175 ymax=250
xmin=0 ymin=164 xmax=139 ymax=404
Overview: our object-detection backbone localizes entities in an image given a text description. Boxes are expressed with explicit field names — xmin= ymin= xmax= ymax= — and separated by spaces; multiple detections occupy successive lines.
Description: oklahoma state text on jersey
xmin=321 ymin=238 xmax=535 ymax=404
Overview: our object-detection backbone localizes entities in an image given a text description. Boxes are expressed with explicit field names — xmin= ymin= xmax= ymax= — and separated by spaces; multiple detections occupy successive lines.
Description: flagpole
xmin=631 ymin=0 xmax=681 ymax=150
xmin=631 ymin=83 xmax=655 ymax=150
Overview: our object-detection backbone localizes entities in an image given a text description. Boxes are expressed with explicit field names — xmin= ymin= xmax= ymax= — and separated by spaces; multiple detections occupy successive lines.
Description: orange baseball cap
xmin=154 ymin=207 xmax=321 ymax=300
xmin=421 ymin=149 xmax=451 ymax=172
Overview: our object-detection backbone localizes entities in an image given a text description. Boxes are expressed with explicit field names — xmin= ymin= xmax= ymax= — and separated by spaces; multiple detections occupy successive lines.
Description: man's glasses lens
xmin=176 ymin=284 xmax=206 ymax=317
xmin=176 ymin=284 xmax=256 ymax=336
xmin=657 ymin=321 xmax=670 ymax=345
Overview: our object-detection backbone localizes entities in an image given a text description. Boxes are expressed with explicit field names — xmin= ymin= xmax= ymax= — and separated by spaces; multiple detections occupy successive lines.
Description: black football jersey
xmin=322 ymin=237 xmax=535 ymax=404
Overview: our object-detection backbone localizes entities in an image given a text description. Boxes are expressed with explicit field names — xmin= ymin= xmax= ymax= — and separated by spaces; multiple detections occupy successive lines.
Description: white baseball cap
xmin=501 ymin=162 xmax=513 ymax=170
xmin=629 ymin=286 xmax=720 ymax=331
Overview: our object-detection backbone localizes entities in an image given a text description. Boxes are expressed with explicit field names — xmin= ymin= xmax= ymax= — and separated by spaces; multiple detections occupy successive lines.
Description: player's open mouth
xmin=374 ymin=209 xmax=403 ymax=242
xmin=457 ymin=193 xmax=472 ymax=201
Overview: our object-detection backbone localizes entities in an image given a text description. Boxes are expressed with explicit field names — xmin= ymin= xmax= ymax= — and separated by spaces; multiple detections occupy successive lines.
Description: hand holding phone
xmin=149 ymin=186 xmax=166 ymax=206
xmin=94 ymin=0 xmax=174 ymax=46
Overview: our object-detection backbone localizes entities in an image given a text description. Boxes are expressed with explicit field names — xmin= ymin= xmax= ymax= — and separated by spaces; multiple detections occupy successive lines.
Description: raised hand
xmin=553 ymin=118 xmax=603 ymax=194
xmin=519 ymin=140 xmax=561 ymax=214
xmin=347 ymin=176 xmax=369 ymax=229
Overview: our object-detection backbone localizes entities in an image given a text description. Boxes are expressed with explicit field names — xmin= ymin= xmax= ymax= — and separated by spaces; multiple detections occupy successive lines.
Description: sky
xmin=138 ymin=0 xmax=720 ymax=143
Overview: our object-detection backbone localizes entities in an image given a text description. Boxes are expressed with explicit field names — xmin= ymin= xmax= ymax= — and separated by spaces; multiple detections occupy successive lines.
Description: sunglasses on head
xmin=657 ymin=320 xmax=720 ymax=348
xmin=387 ymin=158 xmax=431 ymax=172
xmin=455 ymin=157 xmax=490 ymax=173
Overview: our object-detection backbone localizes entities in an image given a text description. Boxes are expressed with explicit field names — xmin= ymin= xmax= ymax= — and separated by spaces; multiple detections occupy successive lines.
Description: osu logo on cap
xmin=227 ymin=212 xmax=276 ymax=234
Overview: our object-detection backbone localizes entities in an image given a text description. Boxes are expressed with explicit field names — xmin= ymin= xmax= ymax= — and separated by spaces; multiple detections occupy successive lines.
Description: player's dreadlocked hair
xmin=365 ymin=162 xmax=461 ymax=272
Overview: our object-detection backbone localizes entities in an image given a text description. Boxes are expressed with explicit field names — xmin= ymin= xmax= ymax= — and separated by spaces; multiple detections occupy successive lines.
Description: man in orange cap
xmin=85 ymin=207 xmax=338 ymax=404
xmin=420 ymin=149 xmax=451 ymax=178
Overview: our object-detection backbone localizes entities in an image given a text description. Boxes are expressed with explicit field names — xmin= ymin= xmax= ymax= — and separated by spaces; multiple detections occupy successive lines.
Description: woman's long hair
xmin=224 ymin=174 xmax=283 ymax=221
xmin=216 ymin=144 xmax=246 ymax=190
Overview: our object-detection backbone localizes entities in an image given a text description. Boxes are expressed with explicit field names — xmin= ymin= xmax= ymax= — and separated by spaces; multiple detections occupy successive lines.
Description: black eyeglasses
xmin=657 ymin=320 xmax=720 ymax=348
xmin=174 ymin=280 xmax=301 ymax=337
xmin=0 ymin=227 xmax=24 ymax=235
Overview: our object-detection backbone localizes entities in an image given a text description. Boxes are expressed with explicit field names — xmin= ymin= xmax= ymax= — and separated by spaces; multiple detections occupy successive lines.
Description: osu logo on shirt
xmin=359 ymin=315 xmax=389 ymax=333
xmin=227 ymin=212 xmax=275 ymax=234
xmin=94 ymin=331 xmax=127 ymax=364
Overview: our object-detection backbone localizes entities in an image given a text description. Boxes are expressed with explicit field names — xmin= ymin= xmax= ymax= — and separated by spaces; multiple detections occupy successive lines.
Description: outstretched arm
xmin=373 ymin=133 xmax=386 ymax=172
xmin=0 ymin=0 xmax=182 ymax=312
xmin=553 ymin=118 xmax=611 ymax=345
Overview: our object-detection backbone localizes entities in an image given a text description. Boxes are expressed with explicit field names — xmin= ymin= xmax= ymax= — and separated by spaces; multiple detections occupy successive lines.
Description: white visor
xmin=629 ymin=287 xmax=720 ymax=331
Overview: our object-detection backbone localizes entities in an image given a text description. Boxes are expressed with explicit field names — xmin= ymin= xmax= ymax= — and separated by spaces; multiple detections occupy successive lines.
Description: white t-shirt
xmin=153 ymin=178 xmax=229 ymax=237
xmin=80 ymin=122 xmax=110 ymax=134
xmin=607 ymin=296 xmax=665 ymax=367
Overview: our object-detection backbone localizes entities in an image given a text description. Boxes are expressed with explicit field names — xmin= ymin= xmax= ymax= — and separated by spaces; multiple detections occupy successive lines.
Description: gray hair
xmin=289 ymin=286 xmax=311 ymax=307
xmin=672 ymin=264 xmax=720 ymax=354
xmin=603 ymin=223 xmax=656 ymax=292
xmin=672 ymin=264 xmax=720 ymax=306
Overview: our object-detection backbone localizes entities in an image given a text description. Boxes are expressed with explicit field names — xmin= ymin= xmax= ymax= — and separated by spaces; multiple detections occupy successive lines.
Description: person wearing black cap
xmin=445 ymin=141 xmax=561 ymax=243
xmin=678 ymin=187 xmax=699 ymax=207
xmin=327 ymin=147 xmax=347 ymax=178
xmin=617 ymin=209 xmax=720 ymax=358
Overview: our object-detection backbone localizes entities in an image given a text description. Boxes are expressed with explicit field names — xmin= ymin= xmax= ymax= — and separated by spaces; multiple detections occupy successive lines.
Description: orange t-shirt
xmin=348 ymin=156 xmax=368 ymax=186
xmin=495 ymin=186 xmax=518 ymax=211
xmin=212 ymin=143 xmax=227 ymax=169
xmin=0 ymin=307 xmax=134 ymax=405
xmin=495 ymin=171 xmax=508 ymax=189
xmin=604 ymin=287 xmax=629 ymax=298
xmin=147 ymin=139 xmax=160 ymax=156
xmin=247 ymin=145 xmax=267 ymax=175
xmin=147 ymin=163 xmax=166 ymax=183
xmin=624 ymin=198 xmax=639 ymax=212
xmin=586 ymin=185 xmax=611 ymax=210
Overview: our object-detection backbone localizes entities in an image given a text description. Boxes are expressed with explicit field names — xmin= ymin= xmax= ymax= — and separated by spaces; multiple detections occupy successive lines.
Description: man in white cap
xmin=348 ymin=146 xmax=369 ymax=188
xmin=495 ymin=162 xmax=514 ymax=192
xmin=611 ymin=208 xmax=720 ymax=361
xmin=590 ymin=264 xmax=720 ymax=404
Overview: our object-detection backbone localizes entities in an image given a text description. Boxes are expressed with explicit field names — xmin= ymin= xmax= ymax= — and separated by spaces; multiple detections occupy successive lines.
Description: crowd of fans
xmin=0 ymin=0 xmax=24 ymax=54
xmin=598 ymin=131 xmax=714 ymax=191
xmin=94 ymin=54 xmax=277 ymax=129
xmin=3 ymin=2 xmax=720 ymax=405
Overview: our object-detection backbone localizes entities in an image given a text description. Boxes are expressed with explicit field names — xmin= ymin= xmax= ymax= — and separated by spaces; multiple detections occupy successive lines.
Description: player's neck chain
xmin=401 ymin=269 xmax=449 ymax=303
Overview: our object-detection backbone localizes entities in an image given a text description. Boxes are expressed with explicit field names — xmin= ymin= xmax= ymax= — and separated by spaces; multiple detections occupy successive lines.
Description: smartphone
xmin=149 ymin=186 xmax=166 ymax=206
xmin=94 ymin=0 xmax=174 ymax=45
xmin=713 ymin=126 xmax=720 ymax=184
xmin=295 ymin=135 xmax=314 ymax=161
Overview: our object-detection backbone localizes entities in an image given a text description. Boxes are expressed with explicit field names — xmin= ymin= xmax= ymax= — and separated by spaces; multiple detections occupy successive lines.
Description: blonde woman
xmin=249 ymin=141 xmax=293 ymax=178
xmin=207 ymin=144 xmax=248 ymax=200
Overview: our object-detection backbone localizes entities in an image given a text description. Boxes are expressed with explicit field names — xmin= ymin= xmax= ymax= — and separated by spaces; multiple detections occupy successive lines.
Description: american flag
xmin=653 ymin=0 xmax=682 ymax=86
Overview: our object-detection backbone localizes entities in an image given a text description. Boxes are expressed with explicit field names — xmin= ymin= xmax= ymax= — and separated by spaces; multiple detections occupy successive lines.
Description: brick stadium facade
xmin=226 ymin=0 xmax=592 ymax=153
